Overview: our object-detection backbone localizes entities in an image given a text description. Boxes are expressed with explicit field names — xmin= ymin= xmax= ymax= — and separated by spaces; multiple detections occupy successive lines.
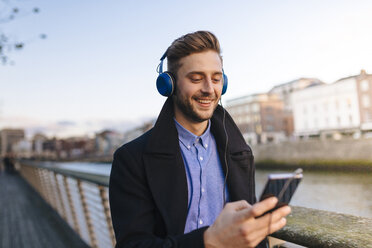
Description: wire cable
xmin=219 ymin=99 xmax=229 ymax=206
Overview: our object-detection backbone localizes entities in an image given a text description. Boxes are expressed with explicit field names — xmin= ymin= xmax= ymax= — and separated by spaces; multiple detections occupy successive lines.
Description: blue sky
xmin=2 ymin=0 xmax=372 ymax=137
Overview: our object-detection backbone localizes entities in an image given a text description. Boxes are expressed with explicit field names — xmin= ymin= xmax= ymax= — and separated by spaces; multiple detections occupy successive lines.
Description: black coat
xmin=109 ymin=98 xmax=261 ymax=248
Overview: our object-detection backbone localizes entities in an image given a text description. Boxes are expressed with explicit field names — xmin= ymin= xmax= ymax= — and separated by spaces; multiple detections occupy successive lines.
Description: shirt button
xmin=205 ymin=144 xmax=208 ymax=148
xmin=187 ymin=145 xmax=191 ymax=150
xmin=199 ymin=219 xmax=203 ymax=225
xmin=199 ymin=156 xmax=203 ymax=161
xmin=202 ymin=188 xmax=205 ymax=193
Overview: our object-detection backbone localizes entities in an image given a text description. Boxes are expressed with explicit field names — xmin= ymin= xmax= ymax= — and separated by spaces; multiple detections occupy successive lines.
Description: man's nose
xmin=201 ymin=78 xmax=214 ymax=94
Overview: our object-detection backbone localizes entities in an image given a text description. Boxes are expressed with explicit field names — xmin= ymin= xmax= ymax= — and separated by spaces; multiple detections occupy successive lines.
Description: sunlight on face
xmin=173 ymin=50 xmax=223 ymax=124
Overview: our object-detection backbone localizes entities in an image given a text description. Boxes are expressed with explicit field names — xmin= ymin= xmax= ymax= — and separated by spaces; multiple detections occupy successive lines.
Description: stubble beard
xmin=173 ymin=90 xmax=219 ymax=123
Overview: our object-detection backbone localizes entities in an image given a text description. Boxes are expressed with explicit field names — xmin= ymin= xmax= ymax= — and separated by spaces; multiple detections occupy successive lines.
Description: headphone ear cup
xmin=156 ymin=72 xmax=175 ymax=97
xmin=222 ymin=73 xmax=228 ymax=95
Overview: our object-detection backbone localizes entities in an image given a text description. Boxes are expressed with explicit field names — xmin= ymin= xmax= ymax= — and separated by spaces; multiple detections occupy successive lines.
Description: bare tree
xmin=0 ymin=0 xmax=46 ymax=65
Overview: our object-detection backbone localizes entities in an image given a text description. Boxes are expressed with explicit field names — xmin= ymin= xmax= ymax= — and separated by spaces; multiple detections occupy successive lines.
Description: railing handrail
xmin=20 ymin=160 xmax=109 ymax=186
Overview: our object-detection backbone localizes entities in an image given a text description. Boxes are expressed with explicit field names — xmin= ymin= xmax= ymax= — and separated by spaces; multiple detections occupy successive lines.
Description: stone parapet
xmin=273 ymin=206 xmax=372 ymax=248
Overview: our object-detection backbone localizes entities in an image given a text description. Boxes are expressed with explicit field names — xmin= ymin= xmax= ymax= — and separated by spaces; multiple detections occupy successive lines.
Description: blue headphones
xmin=156 ymin=50 xmax=228 ymax=97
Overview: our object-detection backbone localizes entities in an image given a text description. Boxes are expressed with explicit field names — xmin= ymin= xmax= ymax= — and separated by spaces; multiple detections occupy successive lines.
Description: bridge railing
xmin=19 ymin=161 xmax=115 ymax=248
xmin=18 ymin=161 xmax=372 ymax=248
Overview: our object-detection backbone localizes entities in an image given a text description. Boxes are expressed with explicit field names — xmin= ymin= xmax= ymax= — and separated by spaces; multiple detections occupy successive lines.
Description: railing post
xmin=78 ymin=179 xmax=97 ymax=248
xmin=27 ymin=166 xmax=37 ymax=190
xmin=63 ymin=176 xmax=81 ymax=236
xmin=33 ymin=168 xmax=43 ymax=196
xmin=47 ymin=171 xmax=59 ymax=212
xmin=99 ymin=185 xmax=116 ymax=247
xmin=54 ymin=172 xmax=67 ymax=221
xmin=40 ymin=169 xmax=54 ymax=208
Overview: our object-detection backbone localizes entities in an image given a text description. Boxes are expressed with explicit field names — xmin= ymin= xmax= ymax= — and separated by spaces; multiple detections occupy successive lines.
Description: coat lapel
xmin=143 ymin=98 xmax=188 ymax=235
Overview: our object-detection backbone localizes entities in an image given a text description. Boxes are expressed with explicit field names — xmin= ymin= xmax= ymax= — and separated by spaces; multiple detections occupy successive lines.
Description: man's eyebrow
xmin=186 ymin=71 xmax=223 ymax=76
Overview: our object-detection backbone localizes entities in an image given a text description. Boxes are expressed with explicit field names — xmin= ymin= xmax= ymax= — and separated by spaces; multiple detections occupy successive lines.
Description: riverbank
xmin=255 ymin=159 xmax=372 ymax=172
xmin=252 ymin=138 xmax=372 ymax=172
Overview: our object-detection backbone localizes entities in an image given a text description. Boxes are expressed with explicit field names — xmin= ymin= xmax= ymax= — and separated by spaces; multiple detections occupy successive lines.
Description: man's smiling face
xmin=173 ymin=50 xmax=223 ymax=124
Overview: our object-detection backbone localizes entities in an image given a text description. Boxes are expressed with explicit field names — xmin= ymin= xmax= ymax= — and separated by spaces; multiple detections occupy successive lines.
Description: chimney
xmin=360 ymin=69 xmax=366 ymax=75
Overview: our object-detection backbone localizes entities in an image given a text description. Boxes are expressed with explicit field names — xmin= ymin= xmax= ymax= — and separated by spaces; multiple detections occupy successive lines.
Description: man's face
xmin=173 ymin=50 xmax=223 ymax=123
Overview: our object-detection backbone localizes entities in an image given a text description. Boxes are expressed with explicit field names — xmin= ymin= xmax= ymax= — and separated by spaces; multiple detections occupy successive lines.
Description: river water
xmin=52 ymin=162 xmax=372 ymax=218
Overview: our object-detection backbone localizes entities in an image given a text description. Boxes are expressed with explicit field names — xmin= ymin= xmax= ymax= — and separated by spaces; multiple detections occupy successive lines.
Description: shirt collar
xmin=174 ymin=118 xmax=211 ymax=150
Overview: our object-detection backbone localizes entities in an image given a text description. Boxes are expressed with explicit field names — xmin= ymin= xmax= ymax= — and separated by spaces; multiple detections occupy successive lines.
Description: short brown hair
xmin=166 ymin=31 xmax=222 ymax=78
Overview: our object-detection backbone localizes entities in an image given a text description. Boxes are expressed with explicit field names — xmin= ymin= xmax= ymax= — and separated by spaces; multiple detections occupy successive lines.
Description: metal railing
xmin=19 ymin=161 xmax=115 ymax=248
xmin=19 ymin=161 xmax=372 ymax=248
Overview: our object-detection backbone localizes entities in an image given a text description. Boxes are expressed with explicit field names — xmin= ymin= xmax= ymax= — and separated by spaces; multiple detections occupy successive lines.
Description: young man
xmin=109 ymin=31 xmax=290 ymax=248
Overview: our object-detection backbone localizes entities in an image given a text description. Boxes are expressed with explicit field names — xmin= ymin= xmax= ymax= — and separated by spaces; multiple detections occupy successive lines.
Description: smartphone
xmin=259 ymin=169 xmax=303 ymax=214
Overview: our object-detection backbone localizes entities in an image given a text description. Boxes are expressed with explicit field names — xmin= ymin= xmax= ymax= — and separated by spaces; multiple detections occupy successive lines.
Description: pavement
xmin=0 ymin=171 xmax=90 ymax=248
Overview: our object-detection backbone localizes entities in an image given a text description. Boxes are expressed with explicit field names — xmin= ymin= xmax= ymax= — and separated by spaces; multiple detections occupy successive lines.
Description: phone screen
xmin=259 ymin=172 xmax=303 ymax=213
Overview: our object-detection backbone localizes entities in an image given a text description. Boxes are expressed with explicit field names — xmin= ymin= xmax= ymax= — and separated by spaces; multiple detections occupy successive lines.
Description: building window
xmin=267 ymin=125 xmax=274 ymax=131
xmin=303 ymin=106 xmax=307 ymax=115
xmin=349 ymin=115 xmax=353 ymax=125
xmin=347 ymin=98 xmax=352 ymax=109
xmin=362 ymin=95 xmax=370 ymax=108
xmin=361 ymin=80 xmax=369 ymax=92
xmin=323 ymin=102 xmax=328 ymax=112
xmin=337 ymin=116 xmax=341 ymax=126
xmin=314 ymin=119 xmax=318 ymax=128
xmin=266 ymin=115 xmax=273 ymax=122
xmin=245 ymin=105 xmax=250 ymax=113
xmin=252 ymin=103 xmax=259 ymax=113
xmin=364 ymin=111 xmax=372 ymax=122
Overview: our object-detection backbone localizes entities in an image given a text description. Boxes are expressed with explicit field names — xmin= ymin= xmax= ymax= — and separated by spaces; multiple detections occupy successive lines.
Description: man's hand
xmin=204 ymin=197 xmax=291 ymax=248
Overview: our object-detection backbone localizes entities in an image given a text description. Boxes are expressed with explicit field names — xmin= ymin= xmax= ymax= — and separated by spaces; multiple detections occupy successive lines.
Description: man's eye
xmin=213 ymin=78 xmax=222 ymax=82
xmin=191 ymin=77 xmax=202 ymax=82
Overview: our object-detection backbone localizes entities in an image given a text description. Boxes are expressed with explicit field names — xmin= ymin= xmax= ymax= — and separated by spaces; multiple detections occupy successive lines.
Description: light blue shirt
xmin=174 ymin=119 xmax=229 ymax=234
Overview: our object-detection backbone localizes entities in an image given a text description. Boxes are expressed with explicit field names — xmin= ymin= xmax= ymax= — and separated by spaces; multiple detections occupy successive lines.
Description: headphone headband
xmin=158 ymin=49 xmax=168 ymax=73
xmin=156 ymin=50 xmax=228 ymax=97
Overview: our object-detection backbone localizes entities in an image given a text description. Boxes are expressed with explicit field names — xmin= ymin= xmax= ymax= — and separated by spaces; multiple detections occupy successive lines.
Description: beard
xmin=173 ymin=89 xmax=219 ymax=123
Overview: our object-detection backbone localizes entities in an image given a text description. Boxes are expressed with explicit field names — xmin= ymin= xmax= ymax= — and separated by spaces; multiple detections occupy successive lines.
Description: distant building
xmin=122 ymin=120 xmax=155 ymax=144
xmin=13 ymin=139 xmax=33 ymax=158
xmin=226 ymin=93 xmax=287 ymax=145
xmin=268 ymin=78 xmax=325 ymax=137
xmin=32 ymin=133 xmax=48 ymax=157
xmin=0 ymin=129 xmax=25 ymax=157
xmin=59 ymin=136 xmax=95 ymax=159
xmin=95 ymin=130 xmax=124 ymax=156
xmin=356 ymin=70 xmax=372 ymax=132
xmin=292 ymin=70 xmax=372 ymax=138
xmin=269 ymin=78 xmax=324 ymax=111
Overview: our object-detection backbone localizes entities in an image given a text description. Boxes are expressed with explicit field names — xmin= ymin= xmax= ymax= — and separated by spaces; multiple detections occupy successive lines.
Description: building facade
xmin=292 ymin=70 xmax=372 ymax=138
xmin=269 ymin=78 xmax=324 ymax=111
xmin=356 ymin=70 xmax=372 ymax=131
xmin=226 ymin=93 xmax=287 ymax=145
xmin=0 ymin=129 xmax=25 ymax=157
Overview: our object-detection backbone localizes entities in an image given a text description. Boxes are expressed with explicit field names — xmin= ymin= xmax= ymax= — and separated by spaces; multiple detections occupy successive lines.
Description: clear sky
xmin=2 ymin=0 xmax=372 ymax=137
